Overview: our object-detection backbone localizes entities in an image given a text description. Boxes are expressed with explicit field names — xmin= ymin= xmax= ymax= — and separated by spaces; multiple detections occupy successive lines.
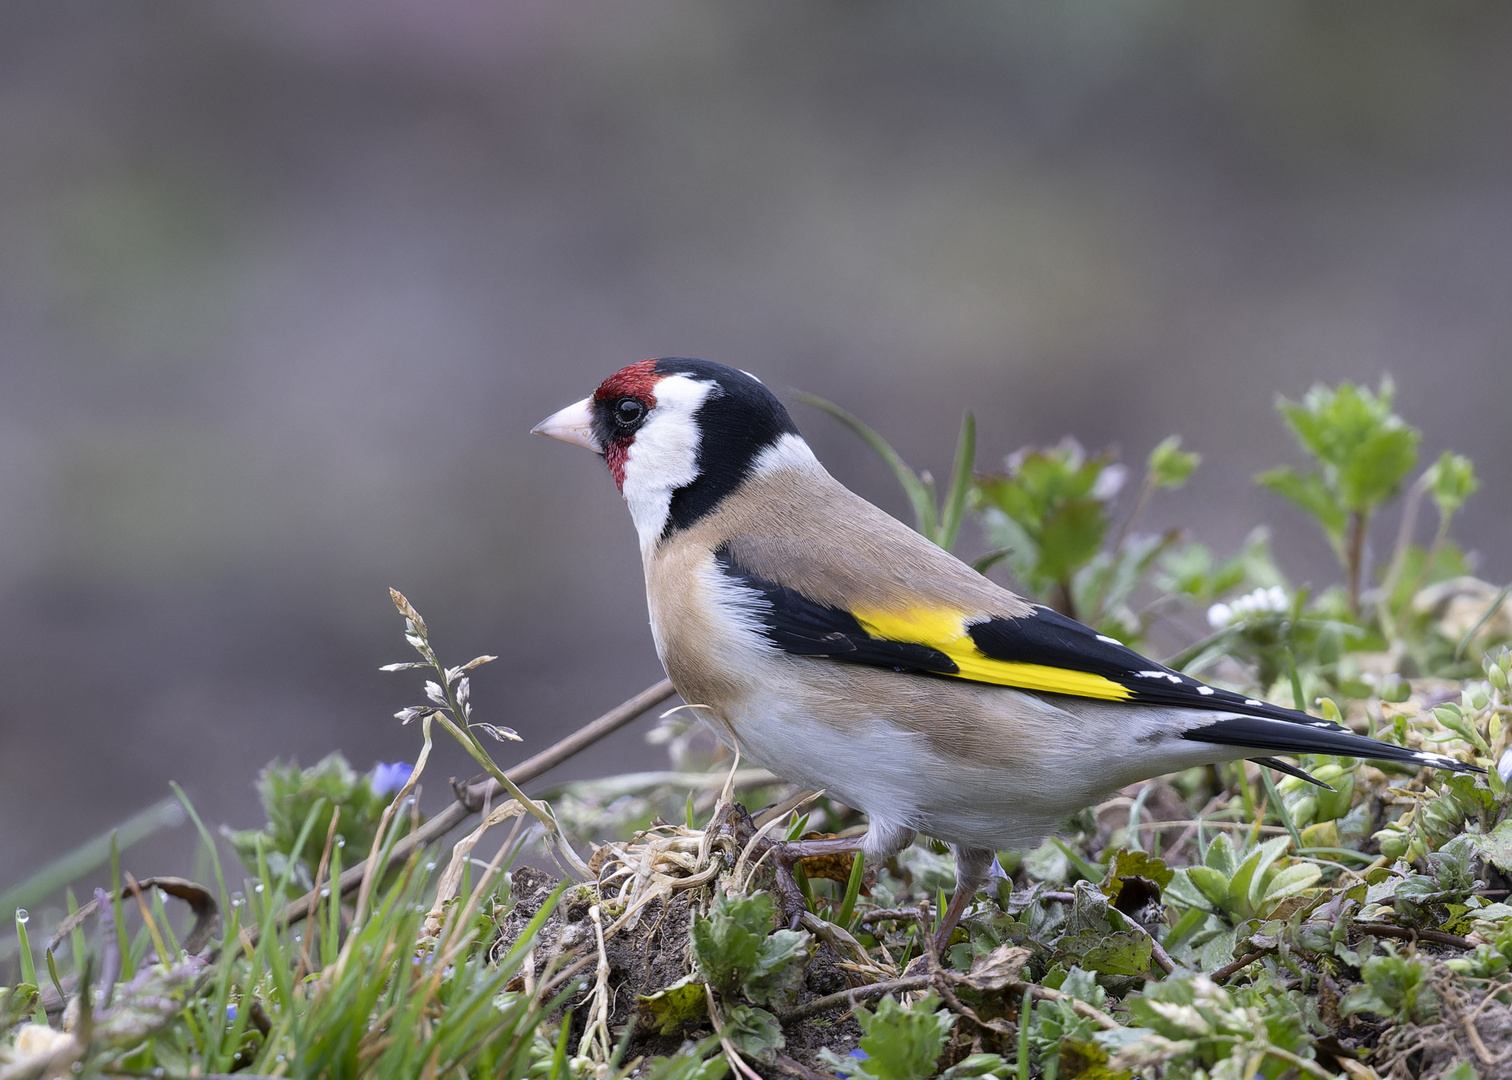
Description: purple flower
xmin=370 ymin=762 xmax=414 ymax=796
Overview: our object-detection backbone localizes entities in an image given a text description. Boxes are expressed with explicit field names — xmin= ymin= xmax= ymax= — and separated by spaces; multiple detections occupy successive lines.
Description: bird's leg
xmin=934 ymin=847 xmax=999 ymax=954
xmin=764 ymin=835 xmax=867 ymax=929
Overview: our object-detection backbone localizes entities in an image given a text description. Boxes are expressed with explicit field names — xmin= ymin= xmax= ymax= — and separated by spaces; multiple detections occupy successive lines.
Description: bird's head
xmin=533 ymin=358 xmax=814 ymax=549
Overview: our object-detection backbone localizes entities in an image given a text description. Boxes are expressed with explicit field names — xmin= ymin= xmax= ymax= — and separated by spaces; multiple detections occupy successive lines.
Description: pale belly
xmin=703 ymin=684 xmax=1235 ymax=854
xmin=645 ymin=549 xmax=1244 ymax=855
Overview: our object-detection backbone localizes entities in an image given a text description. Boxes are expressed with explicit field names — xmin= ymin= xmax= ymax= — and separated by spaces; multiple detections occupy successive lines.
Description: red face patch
xmin=593 ymin=358 xmax=661 ymax=403
xmin=594 ymin=359 xmax=661 ymax=491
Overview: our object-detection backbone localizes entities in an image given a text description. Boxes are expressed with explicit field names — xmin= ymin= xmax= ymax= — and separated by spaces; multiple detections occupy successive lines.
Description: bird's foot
xmin=932 ymin=885 xmax=978 ymax=958
xmin=931 ymin=849 xmax=999 ymax=961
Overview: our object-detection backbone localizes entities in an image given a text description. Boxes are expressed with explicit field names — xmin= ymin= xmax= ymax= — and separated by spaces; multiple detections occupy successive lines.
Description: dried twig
xmin=1354 ymin=922 xmax=1475 ymax=950
xmin=1124 ymin=917 xmax=1178 ymax=975
xmin=856 ymin=907 xmax=928 ymax=925
xmin=779 ymin=975 xmax=935 ymax=1023
xmin=921 ymin=910 xmax=1012 ymax=1037
xmin=1212 ymin=948 xmax=1275 ymax=983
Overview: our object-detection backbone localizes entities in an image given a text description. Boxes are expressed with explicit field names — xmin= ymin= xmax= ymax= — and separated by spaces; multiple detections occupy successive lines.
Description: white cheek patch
xmin=621 ymin=376 xmax=719 ymax=551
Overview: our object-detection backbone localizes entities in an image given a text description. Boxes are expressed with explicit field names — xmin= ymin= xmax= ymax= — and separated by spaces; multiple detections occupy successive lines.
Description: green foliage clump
xmin=691 ymin=892 xmax=808 ymax=1008
xmin=1340 ymin=942 xmax=1439 ymax=1025
xmin=819 ymin=993 xmax=958 ymax=1080
xmin=1118 ymin=972 xmax=1315 ymax=1079
xmin=223 ymin=753 xmax=413 ymax=888
xmin=1258 ymin=379 xmax=1420 ymax=583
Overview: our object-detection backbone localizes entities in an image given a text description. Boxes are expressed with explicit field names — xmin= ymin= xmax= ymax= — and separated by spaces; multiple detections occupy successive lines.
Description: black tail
xmin=1184 ymin=714 xmax=1483 ymax=776
xmin=1252 ymin=756 xmax=1335 ymax=788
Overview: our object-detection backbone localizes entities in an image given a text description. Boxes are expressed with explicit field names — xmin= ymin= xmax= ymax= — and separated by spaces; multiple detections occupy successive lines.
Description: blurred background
xmin=3 ymin=1 xmax=1511 ymax=895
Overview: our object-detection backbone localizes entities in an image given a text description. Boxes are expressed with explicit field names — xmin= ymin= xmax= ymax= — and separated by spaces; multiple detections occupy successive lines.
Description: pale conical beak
xmin=531 ymin=396 xmax=602 ymax=453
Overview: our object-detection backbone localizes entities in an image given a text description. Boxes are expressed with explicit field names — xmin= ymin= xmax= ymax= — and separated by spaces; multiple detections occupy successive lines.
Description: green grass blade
xmin=1456 ymin=581 xmax=1512 ymax=661
xmin=171 ymin=781 xmax=228 ymax=914
xmin=1051 ymin=836 xmax=1104 ymax=883
xmin=793 ymin=391 xmax=936 ymax=540
xmin=938 ymin=412 xmax=977 ymax=551
xmin=14 ymin=911 xmax=47 ymax=1024
xmin=1258 ymin=768 xmax=1304 ymax=853
xmin=836 ymin=852 xmax=865 ymax=930
xmin=971 ymin=547 xmax=1015 ymax=574
xmin=1017 ymin=986 xmax=1032 ymax=1080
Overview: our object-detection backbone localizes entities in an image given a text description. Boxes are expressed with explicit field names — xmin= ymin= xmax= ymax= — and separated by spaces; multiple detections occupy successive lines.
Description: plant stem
xmin=1347 ymin=509 xmax=1367 ymax=618
xmin=1378 ymin=473 xmax=1428 ymax=611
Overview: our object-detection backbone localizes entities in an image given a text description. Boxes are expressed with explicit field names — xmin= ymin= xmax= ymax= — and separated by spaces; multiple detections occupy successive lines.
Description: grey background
xmin=3 ymin=1 xmax=1511 ymax=893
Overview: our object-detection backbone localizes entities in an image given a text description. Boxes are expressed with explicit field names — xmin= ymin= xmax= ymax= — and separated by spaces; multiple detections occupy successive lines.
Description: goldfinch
xmin=534 ymin=358 xmax=1475 ymax=939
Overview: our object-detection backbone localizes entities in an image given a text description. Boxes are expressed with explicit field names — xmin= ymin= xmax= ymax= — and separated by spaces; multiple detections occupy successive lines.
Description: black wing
xmin=716 ymin=546 xmax=1479 ymax=776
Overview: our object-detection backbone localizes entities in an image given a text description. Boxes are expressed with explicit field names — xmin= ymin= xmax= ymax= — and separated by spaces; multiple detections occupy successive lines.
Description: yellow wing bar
xmin=852 ymin=606 xmax=1133 ymax=702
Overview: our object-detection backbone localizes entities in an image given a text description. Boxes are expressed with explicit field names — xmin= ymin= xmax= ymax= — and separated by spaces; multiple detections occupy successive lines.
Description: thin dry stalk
xmin=296 ymin=807 xmax=342 ymax=981
xmin=576 ymin=905 xmax=614 ymax=1065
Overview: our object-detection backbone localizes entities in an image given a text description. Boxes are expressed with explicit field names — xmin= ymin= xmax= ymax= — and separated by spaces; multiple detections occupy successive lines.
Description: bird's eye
xmin=613 ymin=397 xmax=647 ymax=427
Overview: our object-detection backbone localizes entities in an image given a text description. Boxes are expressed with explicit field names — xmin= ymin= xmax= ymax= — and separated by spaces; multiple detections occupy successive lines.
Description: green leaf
xmin=641 ymin=1039 xmax=730 ymax=1080
xmin=1104 ymin=849 xmax=1174 ymax=892
xmin=976 ymin=507 xmax=1039 ymax=586
xmin=1340 ymin=944 xmax=1438 ymax=1024
xmin=1262 ymin=863 xmax=1321 ymax=905
xmin=691 ymin=893 xmax=808 ymax=1006
xmin=745 ymin=928 xmax=809 ymax=1007
xmin=722 ymin=1004 xmax=785 ymax=1062
xmin=1271 ymin=378 xmax=1421 ymax=515
xmin=972 ymin=440 xmax=1119 ymax=598
xmin=1433 ymin=703 xmax=1488 ymax=753
xmin=1425 ymin=450 xmax=1478 ymax=515
xmin=0 ymin=984 xmax=40 ymax=1030
xmin=1056 ymin=928 xmax=1153 ymax=977
xmin=1256 ymin=466 xmax=1347 ymax=550
xmin=940 ymin=1053 xmax=1011 ymax=1079
xmin=637 ymin=976 xmax=709 ymax=1035
xmin=1339 ymin=424 xmax=1419 ymax=511
xmin=1203 ymin=833 xmax=1238 ymax=877
xmin=1472 ymin=819 xmax=1512 ymax=876
xmin=691 ymin=893 xmax=772 ymax=993
xmin=1235 ymin=836 xmax=1292 ymax=918
xmin=1185 ymin=866 xmax=1232 ymax=911
xmin=1148 ymin=435 xmax=1200 ymax=489
xmin=821 ymin=994 xmax=956 ymax=1080
xmin=856 ymin=994 xmax=956 ymax=1080
xmin=1038 ymin=499 xmax=1110 ymax=587
xmin=937 ymin=412 xmax=977 ymax=551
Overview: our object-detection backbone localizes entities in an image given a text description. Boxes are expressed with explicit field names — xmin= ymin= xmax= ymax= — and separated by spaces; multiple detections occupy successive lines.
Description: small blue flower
xmin=831 ymin=1047 xmax=868 ymax=1079
xmin=370 ymin=762 xmax=414 ymax=796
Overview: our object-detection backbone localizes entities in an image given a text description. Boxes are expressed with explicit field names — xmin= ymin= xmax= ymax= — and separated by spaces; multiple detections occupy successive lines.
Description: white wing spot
xmin=1095 ymin=634 xmax=1124 ymax=646
xmin=1244 ymin=699 xmax=1264 ymax=707
xmin=1196 ymin=686 xmax=1215 ymax=696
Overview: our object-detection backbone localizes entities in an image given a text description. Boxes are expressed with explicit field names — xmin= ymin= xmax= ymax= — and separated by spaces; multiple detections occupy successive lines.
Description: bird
xmin=533 ymin=357 xmax=1478 ymax=943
